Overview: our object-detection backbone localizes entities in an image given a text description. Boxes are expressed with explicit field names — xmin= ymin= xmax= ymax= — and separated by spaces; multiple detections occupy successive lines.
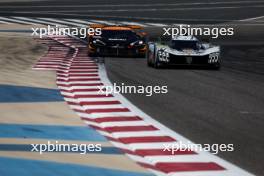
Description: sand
xmin=0 ymin=33 xmax=150 ymax=174
xmin=0 ymin=34 xmax=59 ymax=89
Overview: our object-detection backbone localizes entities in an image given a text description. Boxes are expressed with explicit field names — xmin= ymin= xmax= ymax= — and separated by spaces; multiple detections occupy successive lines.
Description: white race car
xmin=147 ymin=35 xmax=221 ymax=69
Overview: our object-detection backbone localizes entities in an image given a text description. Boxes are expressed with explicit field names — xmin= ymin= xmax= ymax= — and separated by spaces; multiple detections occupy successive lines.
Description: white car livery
xmin=147 ymin=35 xmax=221 ymax=69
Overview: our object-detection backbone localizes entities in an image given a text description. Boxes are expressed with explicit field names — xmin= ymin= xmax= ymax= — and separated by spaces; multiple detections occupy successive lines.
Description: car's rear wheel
xmin=213 ymin=64 xmax=221 ymax=70
xmin=147 ymin=59 xmax=152 ymax=67
xmin=209 ymin=63 xmax=221 ymax=70
xmin=88 ymin=51 xmax=97 ymax=57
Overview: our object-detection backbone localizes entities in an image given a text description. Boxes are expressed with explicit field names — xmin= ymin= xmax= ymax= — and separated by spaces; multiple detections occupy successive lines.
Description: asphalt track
xmin=0 ymin=0 xmax=264 ymax=175
xmin=0 ymin=0 xmax=264 ymax=24
xmin=105 ymin=42 xmax=264 ymax=176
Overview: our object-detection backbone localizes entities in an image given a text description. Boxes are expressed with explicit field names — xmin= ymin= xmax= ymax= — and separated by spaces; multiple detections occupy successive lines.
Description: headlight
xmin=138 ymin=40 xmax=143 ymax=45
xmin=213 ymin=52 xmax=220 ymax=56
xmin=92 ymin=39 xmax=106 ymax=46
xmin=130 ymin=40 xmax=144 ymax=46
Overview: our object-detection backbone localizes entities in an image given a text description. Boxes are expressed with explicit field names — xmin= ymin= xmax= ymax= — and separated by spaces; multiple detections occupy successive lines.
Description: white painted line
xmin=68 ymin=69 xmax=98 ymax=72
xmin=64 ymin=97 xmax=79 ymax=103
xmin=58 ymin=85 xmax=95 ymax=89
xmin=58 ymin=86 xmax=104 ymax=90
xmin=20 ymin=17 xmax=64 ymax=26
xmin=0 ymin=17 xmax=38 ymax=25
xmin=0 ymin=20 xmax=11 ymax=24
xmin=110 ymin=141 xmax=131 ymax=150
xmin=34 ymin=65 xmax=59 ymax=68
xmin=101 ymin=141 xmax=173 ymax=151
xmin=127 ymin=154 xmax=148 ymax=164
xmin=148 ymin=170 xmax=166 ymax=176
xmin=169 ymin=170 xmax=237 ymax=176
xmin=71 ymin=61 xmax=94 ymax=63
xmin=239 ymin=15 xmax=264 ymax=22
xmin=120 ymin=21 xmax=147 ymax=27
xmin=13 ymin=17 xmax=51 ymax=26
xmin=58 ymin=74 xmax=98 ymax=78
xmin=90 ymin=20 xmax=117 ymax=25
xmin=82 ymin=105 xmax=125 ymax=109
xmin=79 ymin=112 xmax=136 ymax=118
xmin=145 ymin=23 xmax=167 ymax=27
xmin=62 ymin=91 xmax=107 ymax=96
xmin=145 ymin=155 xmax=216 ymax=164
xmin=97 ymin=131 xmax=113 ymax=138
xmin=66 ymin=19 xmax=95 ymax=25
xmin=83 ymin=121 xmax=103 ymax=127
xmin=35 ymin=62 xmax=62 ymax=64
xmin=68 ymin=105 xmax=85 ymax=110
xmin=39 ymin=18 xmax=84 ymax=27
xmin=112 ymin=131 xmax=167 ymax=138
xmin=58 ymin=76 xmax=99 ymax=79
xmin=32 ymin=68 xmax=57 ymax=70
xmin=99 ymin=121 xmax=150 ymax=128
xmin=75 ymin=97 xmax=119 ymax=102
xmin=70 ymin=66 xmax=97 ymax=69
xmin=56 ymin=81 xmax=101 ymax=84
xmin=37 ymin=18 xmax=67 ymax=26
xmin=127 ymin=142 xmax=176 ymax=150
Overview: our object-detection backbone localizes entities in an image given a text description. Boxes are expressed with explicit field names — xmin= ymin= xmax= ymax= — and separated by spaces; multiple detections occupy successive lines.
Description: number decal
xmin=209 ymin=53 xmax=219 ymax=63
xmin=158 ymin=50 xmax=169 ymax=62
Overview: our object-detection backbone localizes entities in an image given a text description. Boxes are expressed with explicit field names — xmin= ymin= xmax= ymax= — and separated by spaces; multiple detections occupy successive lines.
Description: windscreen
xmin=170 ymin=40 xmax=199 ymax=50
xmin=101 ymin=30 xmax=138 ymax=41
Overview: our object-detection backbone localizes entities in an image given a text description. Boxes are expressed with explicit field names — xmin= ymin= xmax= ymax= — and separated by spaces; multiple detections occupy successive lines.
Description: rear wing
xmin=88 ymin=23 xmax=147 ymax=39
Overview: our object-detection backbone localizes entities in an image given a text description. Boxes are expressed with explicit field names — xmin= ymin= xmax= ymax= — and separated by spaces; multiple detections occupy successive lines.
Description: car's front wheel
xmin=154 ymin=55 xmax=162 ymax=69
xmin=147 ymin=51 xmax=154 ymax=67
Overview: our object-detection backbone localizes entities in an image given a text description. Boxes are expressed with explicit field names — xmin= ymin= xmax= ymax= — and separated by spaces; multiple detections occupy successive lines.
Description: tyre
xmin=147 ymin=53 xmax=153 ymax=67
xmin=153 ymin=51 xmax=162 ymax=69
xmin=147 ymin=59 xmax=152 ymax=67
xmin=146 ymin=43 xmax=156 ymax=67
xmin=88 ymin=52 xmax=97 ymax=57
xmin=210 ymin=63 xmax=221 ymax=70
xmin=213 ymin=64 xmax=221 ymax=70
xmin=154 ymin=60 xmax=162 ymax=69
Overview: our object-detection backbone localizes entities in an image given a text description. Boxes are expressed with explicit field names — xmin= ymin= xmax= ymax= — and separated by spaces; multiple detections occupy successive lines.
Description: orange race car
xmin=88 ymin=24 xmax=147 ymax=57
